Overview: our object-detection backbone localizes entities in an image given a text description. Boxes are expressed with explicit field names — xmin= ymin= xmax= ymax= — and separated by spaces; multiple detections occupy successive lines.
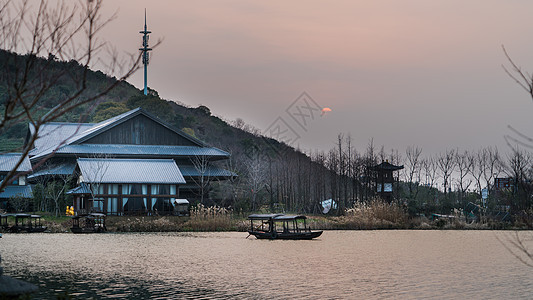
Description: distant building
xmin=26 ymin=108 xmax=234 ymax=215
xmin=494 ymin=177 xmax=513 ymax=191
xmin=371 ymin=160 xmax=404 ymax=202
xmin=0 ymin=153 xmax=33 ymax=208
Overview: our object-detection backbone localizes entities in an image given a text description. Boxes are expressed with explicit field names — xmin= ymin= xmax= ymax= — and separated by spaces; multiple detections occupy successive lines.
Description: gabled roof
xmin=77 ymin=158 xmax=186 ymax=184
xmin=31 ymin=144 xmax=230 ymax=161
xmin=0 ymin=153 xmax=32 ymax=172
xmin=29 ymin=122 xmax=95 ymax=156
xmin=68 ymin=108 xmax=206 ymax=147
xmin=30 ymin=108 xmax=211 ymax=160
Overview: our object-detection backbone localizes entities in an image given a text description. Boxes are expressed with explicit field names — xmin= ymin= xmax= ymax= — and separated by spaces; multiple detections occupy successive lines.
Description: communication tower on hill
xmin=139 ymin=9 xmax=152 ymax=95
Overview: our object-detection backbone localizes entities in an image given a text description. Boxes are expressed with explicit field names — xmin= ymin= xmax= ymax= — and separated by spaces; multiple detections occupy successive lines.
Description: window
xmin=108 ymin=184 xmax=119 ymax=195
xmin=93 ymin=199 xmax=104 ymax=211
xmin=123 ymin=184 xmax=144 ymax=195
xmin=107 ymin=197 xmax=118 ymax=215
xmin=123 ymin=197 xmax=146 ymax=213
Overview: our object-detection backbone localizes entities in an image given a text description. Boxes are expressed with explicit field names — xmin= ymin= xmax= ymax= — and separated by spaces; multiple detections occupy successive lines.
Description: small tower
xmin=139 ymin=9 xmax=152 ymax=95
xmin=372 ymin=160 xmax=404 ymax=202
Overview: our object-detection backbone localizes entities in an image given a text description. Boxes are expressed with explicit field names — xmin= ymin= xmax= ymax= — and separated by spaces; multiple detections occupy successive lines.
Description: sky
xmin=94 ymin=0 xmax=533 ymax=157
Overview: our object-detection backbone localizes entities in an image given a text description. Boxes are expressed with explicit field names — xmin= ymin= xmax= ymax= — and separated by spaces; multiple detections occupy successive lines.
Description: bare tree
xmin=437 ymin=149 xmax=457 ymax=197
xmin=499 ymin=46 xmax=533 ymax=267
xmin=404 ymin=146 xmax=423 ymax=201
xmin=422 ymin=156 xmax=438 ymax=190
xmin=421 ymin=155 xmax=439 ymax=210
xmin=243 ymin=151 xmax=268 ymax=211
xmin=505 ymin=147 xmax=533 ymax=212
xmin=0 ymin=0 xmax=157 ymax=192
xmin=191 ymin=154 xmax=213 ymax=204
xmin=45 ymin=175 xmax=69 ymax=216
xmin=216 ymin=148 xmax=241 ymax=207
xmin=471 ymin=148 xmax=486 ymax=197
xmin=37 ymin=161 xmax=75 ymax=216
xmin=482 ymin=147 xmax=503 ymax=192
xmin=455 ymin=150 xmax=473 ymax=203
xmin=80 ymin=155 xmax=110 ymax=213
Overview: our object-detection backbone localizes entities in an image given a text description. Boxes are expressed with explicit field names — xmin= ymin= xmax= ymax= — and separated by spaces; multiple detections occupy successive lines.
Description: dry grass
xmin=109 ymin=216 xmax=187 ymax=232
xmin=183 ymin=204 xmax=237 ymax=231
xmin=307 ymin=198 xmax=410 ymax=230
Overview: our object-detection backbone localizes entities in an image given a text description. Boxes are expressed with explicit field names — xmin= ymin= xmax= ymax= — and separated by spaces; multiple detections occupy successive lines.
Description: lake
xmin=1 ymin=231 xmax=532 ymax=299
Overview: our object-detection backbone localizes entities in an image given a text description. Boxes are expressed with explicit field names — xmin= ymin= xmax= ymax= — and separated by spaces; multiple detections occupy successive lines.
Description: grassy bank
xmin=2 ymin=200 xmax=520 ymax=233
xmin=37 ymin=214 xmax=514 ymax=233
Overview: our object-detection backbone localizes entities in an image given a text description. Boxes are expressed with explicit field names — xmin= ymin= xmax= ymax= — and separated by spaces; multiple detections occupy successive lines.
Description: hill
xmin=0 ymin=49 xmax=348 ymax=213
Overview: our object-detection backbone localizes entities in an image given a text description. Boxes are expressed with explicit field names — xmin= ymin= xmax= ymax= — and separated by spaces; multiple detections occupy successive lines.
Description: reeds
xmin=184 ymin=204 xmax=237 ymax=231
xmin=310 ymin=198 xmax=410 ymax=230
xmin=111 ymin=216 xmax=185 ymax=232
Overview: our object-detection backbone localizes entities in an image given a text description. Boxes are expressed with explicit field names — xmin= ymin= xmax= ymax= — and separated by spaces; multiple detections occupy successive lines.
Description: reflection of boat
xmin=71 ymin=213 xmax=107 ymax=233
xmin=9 ymin=214 xmax=47 ymax=233
xmin=248 ymin=214 xmax=323 ymax=240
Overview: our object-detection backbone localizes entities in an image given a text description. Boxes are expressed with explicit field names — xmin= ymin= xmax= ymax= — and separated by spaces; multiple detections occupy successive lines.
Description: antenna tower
xmin=139 ymin=9 xmax=152 ymax=95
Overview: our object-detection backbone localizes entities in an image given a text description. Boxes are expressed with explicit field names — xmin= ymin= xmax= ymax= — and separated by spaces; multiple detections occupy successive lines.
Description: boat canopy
xmin=14 ymin=214 xmax=31 ymax=218
xmin=248 ymin=214 xmax=284 ymax=220
xmin=174 ymin=199 xmax=189 ymax=205
xmin=248 ymin=214 xmax=306 ymax=221
xmin=272 ymin=215 xmax=307 ymax=221
xmin=89 ymin=213 xmax=106 ymax=217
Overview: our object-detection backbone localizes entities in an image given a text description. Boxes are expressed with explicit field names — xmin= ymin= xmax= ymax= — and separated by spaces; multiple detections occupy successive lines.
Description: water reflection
xmin=0 ymin=231 xmax=532 ymax=299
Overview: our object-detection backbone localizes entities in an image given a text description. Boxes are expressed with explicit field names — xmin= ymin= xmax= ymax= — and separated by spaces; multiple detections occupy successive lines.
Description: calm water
xmin=1 ymin=231 xmax=532 ymax=299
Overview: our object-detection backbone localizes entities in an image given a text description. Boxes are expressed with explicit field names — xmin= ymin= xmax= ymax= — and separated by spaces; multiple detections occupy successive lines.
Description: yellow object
xmin=66 ymin=206 xmax=75 ymax=216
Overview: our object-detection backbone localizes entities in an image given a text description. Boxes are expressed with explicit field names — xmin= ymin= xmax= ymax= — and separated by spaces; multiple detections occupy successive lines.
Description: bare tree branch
xmin=0 ymin=0 xmax=160 ymax=193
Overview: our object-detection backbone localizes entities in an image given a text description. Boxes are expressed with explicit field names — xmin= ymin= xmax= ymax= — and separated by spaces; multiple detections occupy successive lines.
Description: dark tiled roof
xmin=29 ymin=108 xmax=218 ymax=161
xmin=27 ymin=162 xmax=77 ymax=179
xmin=77 ymin=158 xmax=186 ymax=184
xmin=0 ymin=185 xmax=33 ymax=199
xmin=66 ymin=183 xmax=91 ymax=195
xmin=34 ymin=144 xmax=230 ymax=159
xmin=29 ymin=123 xmax=95 ymax=157
xmin=372 ymin=161 xmax=404 ymax=171
xmin=0 ymin=153 xmax=32 ymax=172
xmin=178 ymin=165 xmax=236 ymax=177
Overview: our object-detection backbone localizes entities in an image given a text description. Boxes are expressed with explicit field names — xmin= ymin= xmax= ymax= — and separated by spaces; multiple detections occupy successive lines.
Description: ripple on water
xmin=0 ymin=231 xmax=532 ymax=299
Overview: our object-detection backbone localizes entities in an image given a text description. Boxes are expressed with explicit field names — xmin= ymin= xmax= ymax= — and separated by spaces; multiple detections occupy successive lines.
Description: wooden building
xmin=371 ymin=160 xmax=403 ymax=202
xmin=27 ymin=108 xmax=234 ymax=215
xmin=0 ymin=154 xmax=33 ymax=209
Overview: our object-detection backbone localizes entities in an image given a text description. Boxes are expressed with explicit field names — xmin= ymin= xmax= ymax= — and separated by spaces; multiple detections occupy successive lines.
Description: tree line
xmin=209 ymin=132 xmax=533 ymax=223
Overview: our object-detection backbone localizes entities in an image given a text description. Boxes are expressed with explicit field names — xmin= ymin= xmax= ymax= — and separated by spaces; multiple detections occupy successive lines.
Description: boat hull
xmin=249 ymin=230 xmax=322 ymax=240
xmin=70 ymin=227 xmax=105 ymax=234
xmin=9 ymin=226 xmax=47 ymax=233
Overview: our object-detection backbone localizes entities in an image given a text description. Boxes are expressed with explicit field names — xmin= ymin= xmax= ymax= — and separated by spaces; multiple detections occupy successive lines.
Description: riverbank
xmin=1 ymin=200 xmax=522 ymax=233
xmin=7 ymin=213 xmax=517 ymax=233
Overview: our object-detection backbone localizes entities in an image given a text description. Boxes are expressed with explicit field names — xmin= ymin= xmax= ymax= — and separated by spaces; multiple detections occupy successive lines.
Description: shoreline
xmin=0 ymin=214 xmax=523 ymax=233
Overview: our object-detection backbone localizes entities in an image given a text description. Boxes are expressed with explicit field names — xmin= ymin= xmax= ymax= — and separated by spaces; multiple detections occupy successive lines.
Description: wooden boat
xmin=9 ymin=214 xmax=47 ymax=233
xmin=0 ymin=214 xmax=10 ymax=230
xmin=248 ymin=214 xmax=322 ymax=240
xmin=70 ymin=213 xmax=107 ymax=233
